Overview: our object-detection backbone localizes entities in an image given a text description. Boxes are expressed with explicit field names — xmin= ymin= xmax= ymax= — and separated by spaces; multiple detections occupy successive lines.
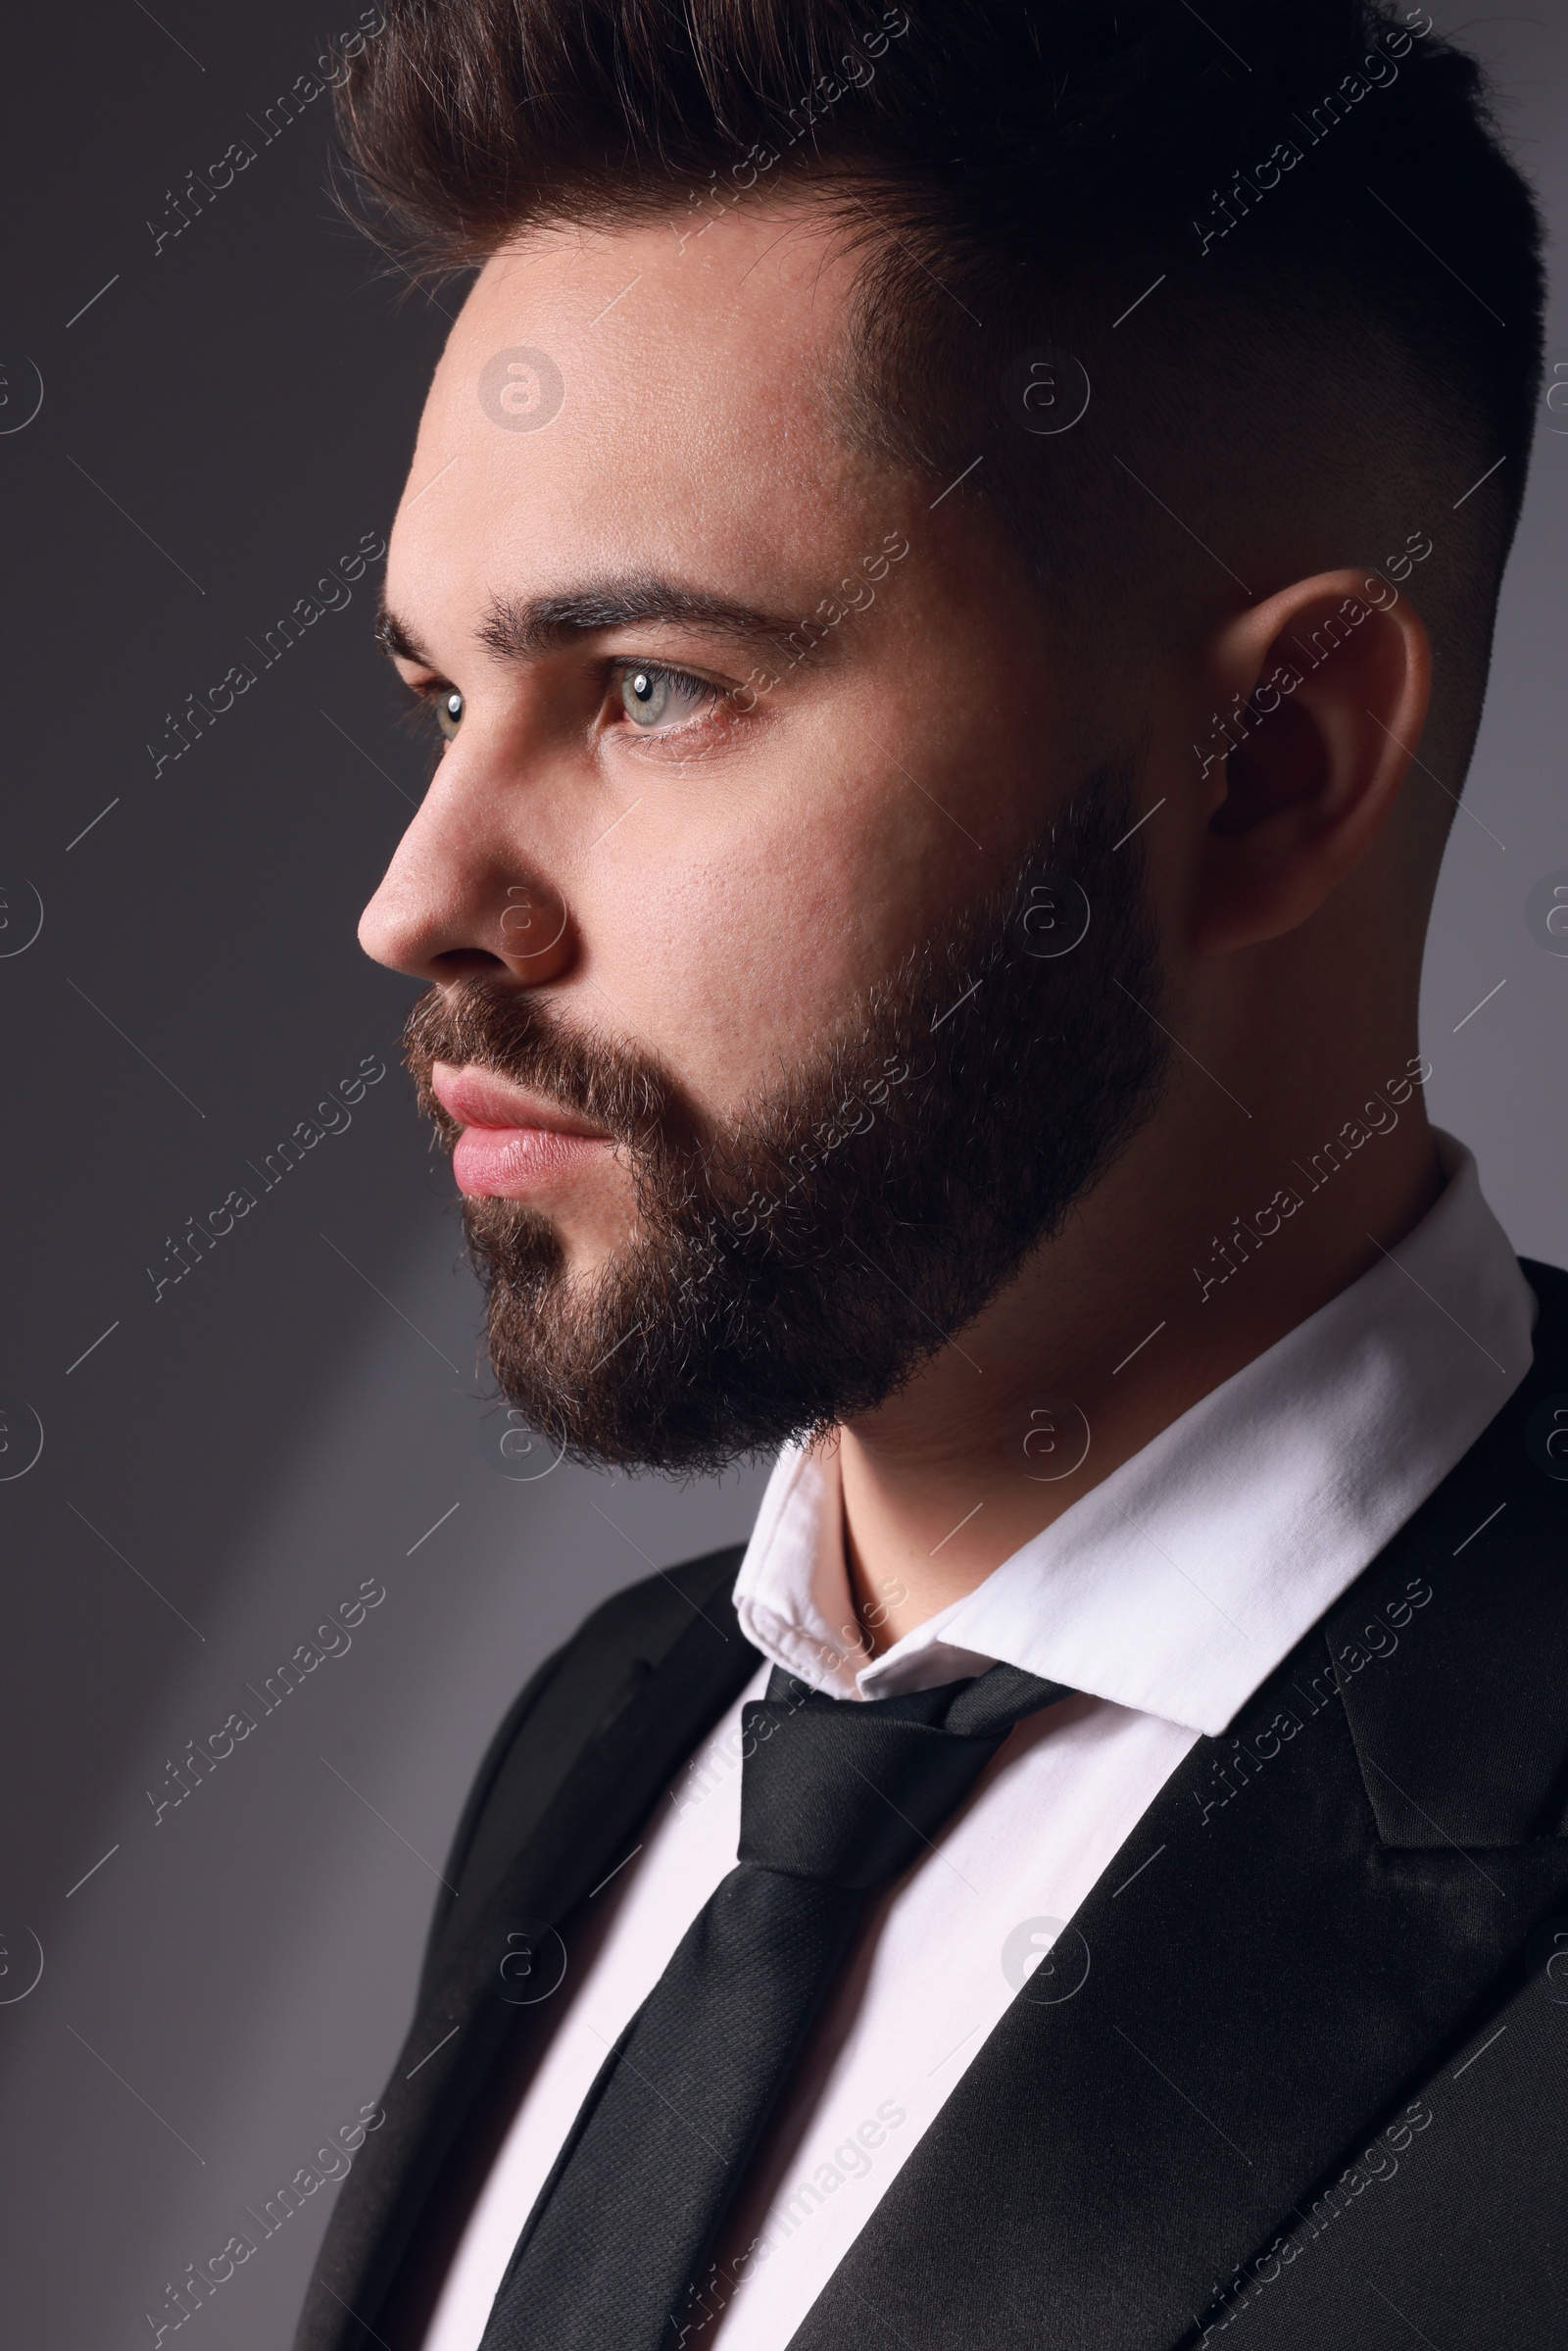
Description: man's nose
xmin=357 ymin=785 xmax=574 ymax=986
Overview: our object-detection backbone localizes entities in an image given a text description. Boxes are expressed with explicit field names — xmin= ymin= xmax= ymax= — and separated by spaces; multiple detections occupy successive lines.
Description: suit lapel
xmin=789 ymin=1266 xmax=1568 ymax=2351
xmin=296 ymin=1568 xmax=761 ymax=2351
xmin=303 ymin=1263 xmax=1568 ymax=2351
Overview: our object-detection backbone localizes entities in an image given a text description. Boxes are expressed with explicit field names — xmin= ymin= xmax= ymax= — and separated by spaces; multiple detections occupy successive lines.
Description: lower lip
xmin=452 ymin=1124 xmax=612 ymax=1199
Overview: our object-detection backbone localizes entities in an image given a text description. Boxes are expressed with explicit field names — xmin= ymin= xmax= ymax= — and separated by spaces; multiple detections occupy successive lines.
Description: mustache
xmin=402 ymin=979 xmax=679 ymax=1154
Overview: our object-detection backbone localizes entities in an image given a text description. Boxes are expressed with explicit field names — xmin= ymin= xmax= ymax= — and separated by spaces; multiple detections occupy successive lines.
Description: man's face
xmin=363 ymin=202 xmax=1166 ymax=1468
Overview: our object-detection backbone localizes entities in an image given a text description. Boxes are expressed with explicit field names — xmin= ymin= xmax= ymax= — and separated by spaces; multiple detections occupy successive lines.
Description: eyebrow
xmin=376 ymin=576 xmax=802 ymax=671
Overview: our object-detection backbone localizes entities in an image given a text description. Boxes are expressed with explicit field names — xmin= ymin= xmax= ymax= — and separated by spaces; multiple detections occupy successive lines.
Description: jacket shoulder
xmin=420 ymin=1541 xmax=747 ymax=1993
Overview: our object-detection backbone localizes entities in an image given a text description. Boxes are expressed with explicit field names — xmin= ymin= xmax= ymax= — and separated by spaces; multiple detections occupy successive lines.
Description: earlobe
xmin=1187 ymin=567 xmax=1431 ymax=957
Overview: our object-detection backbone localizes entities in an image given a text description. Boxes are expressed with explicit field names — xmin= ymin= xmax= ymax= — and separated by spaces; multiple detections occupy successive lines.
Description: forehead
xmin=390 ymin=203 xmax=883 ymax=613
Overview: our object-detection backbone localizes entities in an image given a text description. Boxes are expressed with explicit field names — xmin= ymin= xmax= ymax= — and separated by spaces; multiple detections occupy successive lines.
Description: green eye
xmin=618 ymin=664 xmax=710 ymax=732
xmin=621 ymin=668 xmax=670 ymax=727
xmin=435 ymin=687 xmax=464 ymax=740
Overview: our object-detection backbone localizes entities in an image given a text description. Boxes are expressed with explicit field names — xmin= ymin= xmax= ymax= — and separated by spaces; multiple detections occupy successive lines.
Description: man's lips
xmin=430 ymin=1061 xmax=614 ymax=1199
xmin=430 ymin=1062 xmax=610 ymax=1138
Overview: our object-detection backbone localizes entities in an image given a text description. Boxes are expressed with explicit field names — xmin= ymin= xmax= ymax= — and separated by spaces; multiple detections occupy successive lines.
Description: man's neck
xmin=838 ymin=1084 xmax=1444 ymax=1656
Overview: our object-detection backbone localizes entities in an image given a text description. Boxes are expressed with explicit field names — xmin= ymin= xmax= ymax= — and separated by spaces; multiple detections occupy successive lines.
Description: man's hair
xmin=335 ymin=0 xmax=1544 ymax=762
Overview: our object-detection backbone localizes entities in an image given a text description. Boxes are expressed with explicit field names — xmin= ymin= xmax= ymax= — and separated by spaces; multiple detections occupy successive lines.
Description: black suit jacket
xmin=297 ymin=1259 xmax=1568 ymax=2351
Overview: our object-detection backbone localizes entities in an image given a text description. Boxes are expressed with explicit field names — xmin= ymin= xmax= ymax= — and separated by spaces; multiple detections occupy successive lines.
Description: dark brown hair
xmin=334 ymin=1 xmax=1544 ymax=727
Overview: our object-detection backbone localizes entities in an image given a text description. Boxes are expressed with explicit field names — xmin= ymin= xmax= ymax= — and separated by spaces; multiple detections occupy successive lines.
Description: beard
xmin=405 ymin=765 xmax=1169 ymax=1475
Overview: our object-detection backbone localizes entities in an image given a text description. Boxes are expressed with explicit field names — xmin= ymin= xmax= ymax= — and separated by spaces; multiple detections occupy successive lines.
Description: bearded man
xmin=297 ymin=5 xmax=1568 ymax=2347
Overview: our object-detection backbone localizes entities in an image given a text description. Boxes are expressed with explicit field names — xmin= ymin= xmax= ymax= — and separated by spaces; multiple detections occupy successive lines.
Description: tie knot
xmin=737 ymin=1663 xmax=1070 ymax=1890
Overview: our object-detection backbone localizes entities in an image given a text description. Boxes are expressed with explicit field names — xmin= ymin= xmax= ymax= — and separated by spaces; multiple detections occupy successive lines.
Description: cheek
xmin=582 ymin=769 xmax=969 ymax=1113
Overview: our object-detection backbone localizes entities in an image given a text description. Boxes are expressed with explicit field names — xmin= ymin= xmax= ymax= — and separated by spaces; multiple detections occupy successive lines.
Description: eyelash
xmin=396 ymin=684 xmax=444 ymax=738
xmin=610 ymin=660 xmax=720 ymax=731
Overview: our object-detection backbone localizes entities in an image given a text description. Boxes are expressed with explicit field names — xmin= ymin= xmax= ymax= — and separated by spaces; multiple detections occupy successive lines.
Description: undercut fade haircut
xmin=334 ymin=0 xmax=1544 ymax=777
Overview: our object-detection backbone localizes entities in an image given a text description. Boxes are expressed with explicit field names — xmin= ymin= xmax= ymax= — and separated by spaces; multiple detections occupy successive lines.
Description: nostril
xmin=431 ymin=947 xmax=510 ymax=980
xmin=356 ymin=869 xmax=573 ymax=983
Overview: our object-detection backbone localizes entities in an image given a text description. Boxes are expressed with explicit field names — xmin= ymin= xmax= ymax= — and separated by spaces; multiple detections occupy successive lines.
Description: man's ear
xmin=1185 ymin=567 xmax=1431 ymax=956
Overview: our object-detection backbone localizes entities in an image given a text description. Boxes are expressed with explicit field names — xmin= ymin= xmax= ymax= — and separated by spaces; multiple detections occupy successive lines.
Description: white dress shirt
xmin=418 ymin=1133 xmax=1536 ymax=2350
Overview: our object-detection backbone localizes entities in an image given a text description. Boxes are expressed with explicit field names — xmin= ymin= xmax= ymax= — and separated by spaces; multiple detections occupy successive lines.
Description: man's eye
xmin=434 ymin=687 xmax=464 ymax=741
xmin=617 ymin=664 xmax=712 ymax=732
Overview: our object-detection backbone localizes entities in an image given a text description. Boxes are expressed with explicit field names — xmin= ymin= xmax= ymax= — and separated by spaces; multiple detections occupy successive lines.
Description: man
xmin=299 ymin=2 xmax=1568 ymax=2345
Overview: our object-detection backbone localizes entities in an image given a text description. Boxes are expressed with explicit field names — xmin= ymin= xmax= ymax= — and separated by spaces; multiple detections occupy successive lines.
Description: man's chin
xmin=421 ymin=761 xmax=1170 ymax=1475
xmin=454 ymin=1164 xmax=640 ymax=1266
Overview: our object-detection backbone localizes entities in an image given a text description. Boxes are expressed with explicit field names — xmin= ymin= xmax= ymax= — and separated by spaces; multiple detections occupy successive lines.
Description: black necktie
xmin=478 ymin=1657 xmax=1072 ymax=2351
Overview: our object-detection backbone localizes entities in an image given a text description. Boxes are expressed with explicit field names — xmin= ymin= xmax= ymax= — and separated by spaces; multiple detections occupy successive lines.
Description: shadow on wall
xmin=1 ymin=1213 xmax=769 ymax=2351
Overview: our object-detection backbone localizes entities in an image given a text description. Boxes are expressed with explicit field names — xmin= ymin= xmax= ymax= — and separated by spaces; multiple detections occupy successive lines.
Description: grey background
xmin=0 ymin=4 xmax=1562 ymax=2344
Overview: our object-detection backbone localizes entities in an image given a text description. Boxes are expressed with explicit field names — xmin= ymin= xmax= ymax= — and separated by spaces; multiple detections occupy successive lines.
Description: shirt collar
xmin=732 ymin=1131 xmax=1538 ymax=1735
